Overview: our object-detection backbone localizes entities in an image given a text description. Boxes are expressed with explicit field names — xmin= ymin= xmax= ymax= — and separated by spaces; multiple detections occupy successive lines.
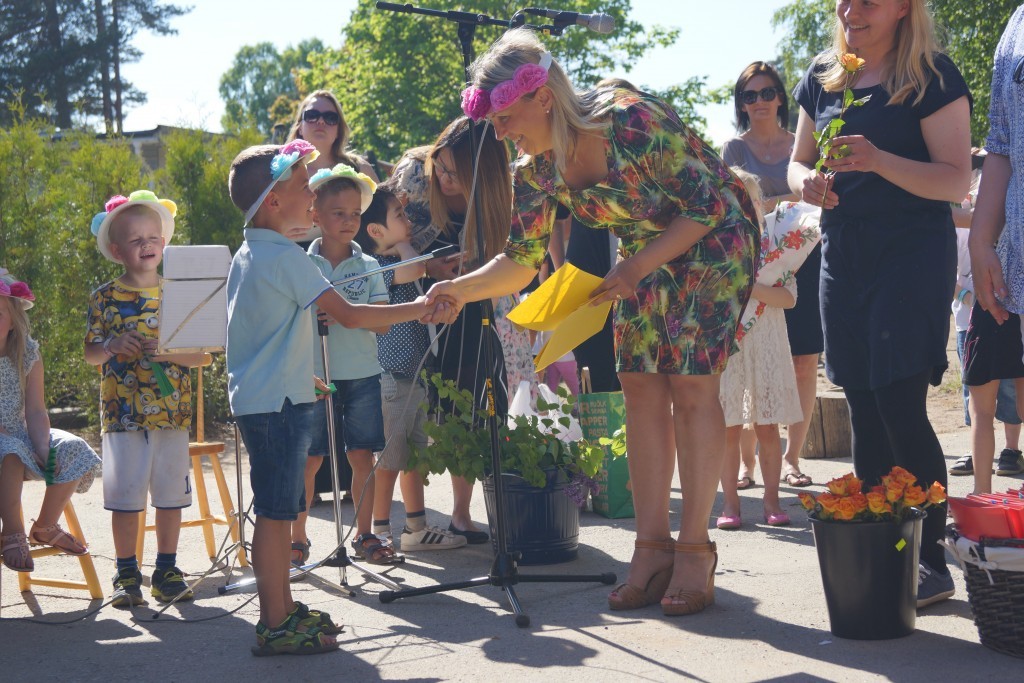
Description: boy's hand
xmin=108 ymin=331 xmax=147 ymax=359
xmin=416 ymin=295 xmax=458 ymax=325
xmin=317 ymin=310 xmax=338 ymax=327
xmin=313 ymin=375 xmax=331 ymax=400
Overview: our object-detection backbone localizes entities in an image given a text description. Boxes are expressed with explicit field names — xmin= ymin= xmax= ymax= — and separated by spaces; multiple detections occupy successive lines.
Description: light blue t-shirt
xmin=226 ymin=229 xmax=334 ymax=416
xmin=307 ymin=239 xmax=388 ymax=380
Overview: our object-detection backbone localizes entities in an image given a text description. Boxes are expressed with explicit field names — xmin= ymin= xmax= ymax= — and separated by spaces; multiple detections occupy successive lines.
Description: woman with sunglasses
xmin=427 ymin=28 xmax=759 ymax=617
xmin=722 ymin=61 xmax=819 ymax=493
xmin=287 ymin=90 xmax=379 ymax=181
xmin=789 ymin=0 xmax=971 ymax=608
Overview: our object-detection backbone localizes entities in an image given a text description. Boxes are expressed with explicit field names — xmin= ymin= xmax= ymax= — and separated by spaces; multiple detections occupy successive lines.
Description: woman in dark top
xmin=788 ymin=0 xmax=971 ymax=606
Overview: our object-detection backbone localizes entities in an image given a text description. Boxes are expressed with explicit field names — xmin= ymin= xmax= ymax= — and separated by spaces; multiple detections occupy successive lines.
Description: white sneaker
xmin=400 ymin=525 xmax=467 ymax=551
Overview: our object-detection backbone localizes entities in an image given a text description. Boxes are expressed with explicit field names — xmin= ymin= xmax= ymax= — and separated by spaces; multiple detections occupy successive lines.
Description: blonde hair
xmin=468 ymin=28 xmax=605 ymax=173
xmin=731 ymin=167 xmax=764 ymax=229
xmin=427 ymin=117 xmax=512 ymax=265
xmin=816 ymin=0 xmax=943 ymax=107
xmin=0 ymin=294 xmax=31 ymax=395
xmin=287 ymin=90 xmax=367 ymax=169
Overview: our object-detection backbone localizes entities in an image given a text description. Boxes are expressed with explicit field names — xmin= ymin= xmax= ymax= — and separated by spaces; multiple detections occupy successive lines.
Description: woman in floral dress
xmin=427 ymin=28 xmax=758 ymax=616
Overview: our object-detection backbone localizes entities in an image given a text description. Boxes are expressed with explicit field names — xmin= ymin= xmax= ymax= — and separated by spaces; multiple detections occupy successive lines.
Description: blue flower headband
xmin=243 ymin=140 xmax=320 ymax=226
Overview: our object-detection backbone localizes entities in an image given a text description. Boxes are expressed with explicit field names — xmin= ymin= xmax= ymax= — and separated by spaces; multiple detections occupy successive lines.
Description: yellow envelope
xmin=506 ymin=263 xmax=604 ymax=332
xmin=533 ymin=300 xmax=612 ymax=372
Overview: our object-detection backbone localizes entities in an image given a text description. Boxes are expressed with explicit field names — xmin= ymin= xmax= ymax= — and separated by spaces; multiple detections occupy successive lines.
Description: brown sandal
xmin=29 ymin=523 xmax=88 ymax=556
xmin=661 ymin=541 xmax=717 ymax=617
xmin=608 ymin=538 xmax=675 ymax=611
xmin=2 ymin=532 xmax=35 ymax=572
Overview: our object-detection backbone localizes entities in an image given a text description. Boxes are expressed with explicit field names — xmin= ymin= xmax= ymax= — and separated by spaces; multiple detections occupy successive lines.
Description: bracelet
xmin=102 ymin=336 xmax=114 ymax=357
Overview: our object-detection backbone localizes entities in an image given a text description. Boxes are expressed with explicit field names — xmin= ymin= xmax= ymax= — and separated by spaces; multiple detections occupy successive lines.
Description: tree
xmin=219 ymin=39 xmax=325 ymax=136
xmin=771 ymin=0 xmax=1020 ymax=145
xmin=295 ymin=0 xmax=680 ymax=159
xmin=0 ymin=0 xmax=188 ymax=131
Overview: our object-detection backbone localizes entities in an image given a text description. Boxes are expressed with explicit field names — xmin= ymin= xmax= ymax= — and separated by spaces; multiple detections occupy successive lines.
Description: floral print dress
xmin=504 ymin=91 xmax=759 ymax=375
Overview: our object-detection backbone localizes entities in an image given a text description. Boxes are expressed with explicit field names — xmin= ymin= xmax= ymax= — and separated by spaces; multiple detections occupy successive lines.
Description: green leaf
xmin=843 ymin=88 xmax=854 ymax=108
xmin=852 ymin=95 xmax=872 ymax=107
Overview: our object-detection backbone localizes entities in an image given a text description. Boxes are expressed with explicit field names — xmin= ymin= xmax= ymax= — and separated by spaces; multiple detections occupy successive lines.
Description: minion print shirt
xmin=86 ymin=279 xmax=193 ymax=433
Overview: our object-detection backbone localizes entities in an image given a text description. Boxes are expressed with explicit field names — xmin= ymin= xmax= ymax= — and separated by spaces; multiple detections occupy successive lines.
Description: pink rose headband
xmin=461 ymin=52 xmax=554 ymax=122
xmin=0 ymin=268 xmax=35 ymax=310
xmin=243 ymin=139 xmax=320 ymax=226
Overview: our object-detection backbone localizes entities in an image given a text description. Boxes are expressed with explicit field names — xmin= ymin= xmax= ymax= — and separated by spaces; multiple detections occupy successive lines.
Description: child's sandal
xmin=291 ymin=600 xmax=343 ymax=635
xmin=1 ymin=532 xmax=34 ymax=572
xmin=29 ymin=523 xmax=88 ymax=556
xmin=251 ymin=615 xmax=340 ymax=657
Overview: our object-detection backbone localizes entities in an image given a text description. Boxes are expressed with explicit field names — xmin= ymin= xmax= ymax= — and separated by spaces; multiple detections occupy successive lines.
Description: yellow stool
xmin=17 ymin=500 xmax=104 ymax=599
xmin=134 ymin=355 xmax=247 ymax=566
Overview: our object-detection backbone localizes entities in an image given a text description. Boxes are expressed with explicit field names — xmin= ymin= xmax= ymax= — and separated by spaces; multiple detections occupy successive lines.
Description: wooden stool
xmin=17 ymin=500 xmax=104 ymax=600
xmin=134 ymin=355 xmax=247 ymax=566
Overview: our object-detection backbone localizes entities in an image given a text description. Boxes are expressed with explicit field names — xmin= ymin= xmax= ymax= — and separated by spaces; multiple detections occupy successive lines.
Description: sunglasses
xmin=302 ymin=109 xmax=340 ymax=126
xmin=740 ymin=87 xmax=779 ymax=105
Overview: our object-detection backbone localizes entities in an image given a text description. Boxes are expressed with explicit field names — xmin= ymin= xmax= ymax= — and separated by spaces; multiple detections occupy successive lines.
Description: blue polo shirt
xmin=307 ymin=239 xmax=388 ymax=380
xmin=226 ymin=228 xmax=334 ymax=416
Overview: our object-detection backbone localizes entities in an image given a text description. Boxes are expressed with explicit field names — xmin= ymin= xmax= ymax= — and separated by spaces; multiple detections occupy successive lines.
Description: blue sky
xmin=123 ymin=0 xmax=793 ymax=149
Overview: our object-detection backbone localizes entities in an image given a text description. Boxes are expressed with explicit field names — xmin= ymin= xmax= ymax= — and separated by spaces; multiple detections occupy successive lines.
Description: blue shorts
xmin=236 ymin=399 xmax=314 ymax=521
xmin=308 ymin=374 xmax=385 ymax=456
xmin=957 ymin=329 xmax=1022 ymax=426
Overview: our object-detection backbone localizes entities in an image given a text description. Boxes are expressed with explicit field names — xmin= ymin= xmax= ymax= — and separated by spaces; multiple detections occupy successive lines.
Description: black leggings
xmin=845 ymin=370 xmax=949 ymax=572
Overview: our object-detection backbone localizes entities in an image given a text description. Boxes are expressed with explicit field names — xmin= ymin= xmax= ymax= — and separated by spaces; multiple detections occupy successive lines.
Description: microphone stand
xmin=374 ymin=1 xmax=615 ymax=628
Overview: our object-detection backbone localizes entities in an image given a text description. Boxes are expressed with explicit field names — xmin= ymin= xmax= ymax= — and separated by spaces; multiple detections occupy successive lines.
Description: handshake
xmin=416 ymin=280 xmax=466 ymax=325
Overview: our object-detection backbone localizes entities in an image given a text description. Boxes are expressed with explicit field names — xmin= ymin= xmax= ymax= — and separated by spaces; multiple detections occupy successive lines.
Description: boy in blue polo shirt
xmin=226 ymin=141 xmax=455 ymax=656
xmin=291 ymin=164 xmax=401 ymax=566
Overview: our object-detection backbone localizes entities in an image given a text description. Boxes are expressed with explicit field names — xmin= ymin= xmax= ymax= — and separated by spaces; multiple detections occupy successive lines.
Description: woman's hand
xmin=970 ymin=244 xmax=1010 ymax=324
xmin=799 ymin=169 xmax=839 ymax=210
xmin=589 ymin=257 xmax=644 ymax=305
xmin=424 ymin=280 xmax=466 ymax=313
xmin=821 ymin=134 xmax=882 ymax=175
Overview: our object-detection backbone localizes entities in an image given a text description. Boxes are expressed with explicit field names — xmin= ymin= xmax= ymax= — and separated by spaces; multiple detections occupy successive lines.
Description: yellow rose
xmin=839 ymin=53 xmax=866 ymax=73
xmin=827 ymin=475 xmax=850 ymax=496
xmin=866 ymin=491 xmax=891 ymax=515
xmin=799 ymin=492 xmax=817 ymax=511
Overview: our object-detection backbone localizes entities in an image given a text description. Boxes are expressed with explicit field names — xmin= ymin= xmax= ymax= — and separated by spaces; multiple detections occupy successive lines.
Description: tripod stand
xmin=374 ymin=2 xmax=615 ymax=628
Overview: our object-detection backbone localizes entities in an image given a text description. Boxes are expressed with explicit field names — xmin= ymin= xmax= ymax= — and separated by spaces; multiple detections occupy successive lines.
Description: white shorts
xmin=101 ymin=430 xmax=192 ymax=512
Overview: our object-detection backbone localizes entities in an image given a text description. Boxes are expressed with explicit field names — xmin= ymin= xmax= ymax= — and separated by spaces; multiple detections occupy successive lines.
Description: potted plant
xmin=409 ymin=372 xmax=605 ymax=564
xmin=799 ymin=466 xmax=947 ymax=640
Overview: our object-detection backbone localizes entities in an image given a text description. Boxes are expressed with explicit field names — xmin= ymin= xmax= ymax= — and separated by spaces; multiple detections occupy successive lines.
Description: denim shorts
xmin=957 ymin=329 xmax=1023 ymax=426
xmin=236 ymin=399 xmax=314 ymax=521
xmin=308 ymin=374 xmax=385 ymax=456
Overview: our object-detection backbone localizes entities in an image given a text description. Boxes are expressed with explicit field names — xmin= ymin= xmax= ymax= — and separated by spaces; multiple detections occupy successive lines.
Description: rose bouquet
xmin=799 ymin=466 xmax=946 ymax=522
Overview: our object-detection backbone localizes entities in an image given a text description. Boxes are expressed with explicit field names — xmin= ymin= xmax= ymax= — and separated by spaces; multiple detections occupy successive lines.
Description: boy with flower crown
xmin=226 ymin=141 xmax=456 ymax=656
xmin=84 ymin=190 xmax=209 ymax=607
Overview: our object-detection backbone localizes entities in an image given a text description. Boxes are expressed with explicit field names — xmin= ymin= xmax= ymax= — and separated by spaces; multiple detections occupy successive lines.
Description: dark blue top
xmin=373 ymin=254 xmax=431 ymax=377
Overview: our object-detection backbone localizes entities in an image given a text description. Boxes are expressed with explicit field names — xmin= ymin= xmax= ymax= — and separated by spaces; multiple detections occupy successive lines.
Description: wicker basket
xmin=952 ymin=533 xmax=1024 ymax=658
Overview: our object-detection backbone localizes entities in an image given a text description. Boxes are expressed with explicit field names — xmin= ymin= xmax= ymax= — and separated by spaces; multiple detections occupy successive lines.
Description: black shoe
xmin=151 ymin=566 xmax=194 ymax=603
xmin=996 ymin=449 xmax=1024 ymax=475
xmin=949 ymin=453 xmax=974 ymax=475
xmin=111 ymin=568 xmax=147 ymax=607
xmin=448 ymin=522 xmax=489 ymax=544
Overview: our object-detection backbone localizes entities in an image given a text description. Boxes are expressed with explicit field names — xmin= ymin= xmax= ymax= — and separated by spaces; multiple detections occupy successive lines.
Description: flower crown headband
xmin=243 ymin=139 xmax=320 ymax=226
xmin=461 ymin=52 xmax=554 ymax=122
xmin=0 ymin=267 xmax=35 ymax=310
xmin=90 ymin=189 xmax=177 ymax=263
xmin=309 ymin=164 xmax=378 ymax=213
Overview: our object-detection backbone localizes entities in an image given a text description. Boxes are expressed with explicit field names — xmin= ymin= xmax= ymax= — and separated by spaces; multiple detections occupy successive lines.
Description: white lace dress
xmin=720 ymin=285 xmax=804 ymax=427
xmin=0 ymin=338 xmax=100 ymax=492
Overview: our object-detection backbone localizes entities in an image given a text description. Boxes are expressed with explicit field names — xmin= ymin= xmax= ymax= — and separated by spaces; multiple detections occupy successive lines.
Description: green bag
xmin=577 ymin=391 xmax=633 ymax=519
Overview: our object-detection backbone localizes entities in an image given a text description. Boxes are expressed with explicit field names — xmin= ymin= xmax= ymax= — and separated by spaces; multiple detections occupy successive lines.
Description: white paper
xmin=159 ymin=245 xmax=231 ymax=352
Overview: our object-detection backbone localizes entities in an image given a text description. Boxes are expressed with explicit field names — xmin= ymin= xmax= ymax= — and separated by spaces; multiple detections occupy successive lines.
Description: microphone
xmin=522 ymin=8 xmax=615 ymax=34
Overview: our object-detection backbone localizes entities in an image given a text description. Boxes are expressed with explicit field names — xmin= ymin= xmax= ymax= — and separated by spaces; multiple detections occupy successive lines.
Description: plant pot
xmin=809 ymin=508 xmax=926 ymax=640
xmin=482 ymin=468 xmax=579 ymax=565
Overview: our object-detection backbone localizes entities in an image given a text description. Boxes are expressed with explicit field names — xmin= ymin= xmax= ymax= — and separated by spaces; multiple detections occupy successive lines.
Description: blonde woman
xmin=788 ymin=0 xmax=971 ymax=607
xmin=427 ymin=28 xmax=759 ymax=616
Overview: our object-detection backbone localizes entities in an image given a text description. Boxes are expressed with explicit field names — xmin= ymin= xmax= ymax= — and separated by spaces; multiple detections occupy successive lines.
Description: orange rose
xmin=926 ymin=481 xmax=947 ymax=505
xmin=904 ymin=485 xmax=927 ymax=506
xmin=835 ymin=497 xmax=858 ymax=521
xmin=866 ymin=491 xmax=891 ymax=515
xmin=849 ymin=493 xmax=869 ymax=515
xmin=818 ymin=493 xmax=841 ymax=515
xmin=847 ymin=476 xmax=864 ymax=495
xmin=827 ymin=474 xmax=852 ymax=496
xmin=889 ymin=466 xmax=917 ymax=486
xmin=885 ymin=480 xmax=905 ymax=503
xmin=799 ymin=492 xmax=817 ymax=511
xmin=839 ymin=53 xmax=866 ymax=73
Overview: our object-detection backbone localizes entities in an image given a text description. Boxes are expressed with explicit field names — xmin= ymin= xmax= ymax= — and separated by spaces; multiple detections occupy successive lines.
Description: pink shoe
xmin=716 ymin=514 xmax=742 ymax=530
xmin=763 ymin=512 xmax=791 ymax=527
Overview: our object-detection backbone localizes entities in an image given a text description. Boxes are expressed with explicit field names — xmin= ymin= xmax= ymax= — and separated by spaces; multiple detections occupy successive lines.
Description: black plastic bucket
xmin=482 ymin=469 xmax=579 ymax=565
xmin=810 ymin=508 xmax=925 ymax=640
